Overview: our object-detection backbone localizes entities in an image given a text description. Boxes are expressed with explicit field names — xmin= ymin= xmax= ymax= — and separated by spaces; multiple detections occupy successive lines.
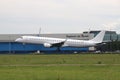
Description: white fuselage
xmin=16 ymin=36 xmax=96 ymax=47
xmin=15 ymin=30 xmax=105 ymax=48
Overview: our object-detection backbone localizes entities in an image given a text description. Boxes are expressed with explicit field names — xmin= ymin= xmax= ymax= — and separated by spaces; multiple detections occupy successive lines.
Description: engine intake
xmin=43 ymin=43 xmax=52 ymax=47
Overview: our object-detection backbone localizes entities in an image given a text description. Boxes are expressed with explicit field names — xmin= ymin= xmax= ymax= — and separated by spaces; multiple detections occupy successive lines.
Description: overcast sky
xmin=0 ymin=0 xmax=120 ymax=34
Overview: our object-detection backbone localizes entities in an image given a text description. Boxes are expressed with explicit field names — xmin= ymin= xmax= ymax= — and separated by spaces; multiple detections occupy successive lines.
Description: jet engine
xmin=43 ymin=43 xmax=52 ymax=47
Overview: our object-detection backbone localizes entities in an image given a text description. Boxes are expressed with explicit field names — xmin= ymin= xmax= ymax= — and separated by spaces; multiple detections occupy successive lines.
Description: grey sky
xmin=0 ymin=0 xmax=120 ymax=34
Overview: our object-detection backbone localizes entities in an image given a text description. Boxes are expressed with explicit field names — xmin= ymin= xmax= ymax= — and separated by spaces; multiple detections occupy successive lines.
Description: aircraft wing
xmin=44 ymin=39 xmax=67 ymax=48
xmin=51 ymin=41 xmax=66 ymax=47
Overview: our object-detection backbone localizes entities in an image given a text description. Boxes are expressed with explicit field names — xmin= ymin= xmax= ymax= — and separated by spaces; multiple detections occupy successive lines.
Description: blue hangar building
xmin=0 ymin=30 xmax=118 ymax=53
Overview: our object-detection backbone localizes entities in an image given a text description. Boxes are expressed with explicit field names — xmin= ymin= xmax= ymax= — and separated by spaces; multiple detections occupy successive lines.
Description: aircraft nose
xmin=15 ymin=38 xmax=22 ymax=42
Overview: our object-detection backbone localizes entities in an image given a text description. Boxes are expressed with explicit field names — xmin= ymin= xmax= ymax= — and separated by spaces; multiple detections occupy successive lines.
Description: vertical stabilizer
xmin=89 ymin=30 xmax=106 ymax=43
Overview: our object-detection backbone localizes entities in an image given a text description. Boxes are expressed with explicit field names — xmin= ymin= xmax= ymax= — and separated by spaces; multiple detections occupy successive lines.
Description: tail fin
xmin=89 ymin=30 xmax=106 ymax=43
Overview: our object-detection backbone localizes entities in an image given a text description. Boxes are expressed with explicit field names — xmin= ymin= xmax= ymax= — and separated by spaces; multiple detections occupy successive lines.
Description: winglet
xmin=89 ymin=30 xmax=106 ymax=43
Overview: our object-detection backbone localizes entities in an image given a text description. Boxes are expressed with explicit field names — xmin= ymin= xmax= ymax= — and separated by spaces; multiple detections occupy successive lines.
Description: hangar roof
xmin=0 ymin=34 xmax=37 ymax=42
xmin=0 ymin=33 xmax=94 ymax=42
xmin=0 ymin=30 xmax=118 ymax=42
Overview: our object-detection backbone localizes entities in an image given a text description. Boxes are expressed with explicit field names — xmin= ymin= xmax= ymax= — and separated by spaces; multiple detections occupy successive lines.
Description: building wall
xmin=0 ymin=42 xmax=89 ymax=53
xmin=0 ymin=33 xmax=92 ymax=53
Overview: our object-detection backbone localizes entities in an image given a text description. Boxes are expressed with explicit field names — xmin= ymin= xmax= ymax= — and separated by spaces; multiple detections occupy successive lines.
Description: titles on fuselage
xmin=66 ymin=34 xmax=89 ymax=38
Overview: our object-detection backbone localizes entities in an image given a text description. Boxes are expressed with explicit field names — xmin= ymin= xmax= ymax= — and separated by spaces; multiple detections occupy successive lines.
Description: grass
xmin=0 ymin=54 xmax=120 ymax=80
xmin=0 ymin=54 xmax=120 ymax=65
xmin=0 ymin=65 xmax=120 ymax=80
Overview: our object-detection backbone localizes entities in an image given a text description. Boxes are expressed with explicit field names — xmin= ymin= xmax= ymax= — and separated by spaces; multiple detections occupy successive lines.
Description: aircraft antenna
xmin=88 ymin=27 xmax=91 ymax=33
xmin=38 ymin=27 xmax=41 ymax=36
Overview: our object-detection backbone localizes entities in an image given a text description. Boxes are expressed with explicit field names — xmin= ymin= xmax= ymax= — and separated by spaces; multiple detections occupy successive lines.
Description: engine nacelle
xmin=43 ymin=43 xmax=52 ymax=48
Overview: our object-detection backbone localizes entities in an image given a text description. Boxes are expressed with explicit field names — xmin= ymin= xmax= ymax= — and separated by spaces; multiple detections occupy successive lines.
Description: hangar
xmin=0 ymin=30 xmax=119 ymax=53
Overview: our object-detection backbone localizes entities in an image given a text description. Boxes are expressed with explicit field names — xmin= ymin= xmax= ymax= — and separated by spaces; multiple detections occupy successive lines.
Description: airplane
xmin=15 ymin=30 xmax=106 ymax=49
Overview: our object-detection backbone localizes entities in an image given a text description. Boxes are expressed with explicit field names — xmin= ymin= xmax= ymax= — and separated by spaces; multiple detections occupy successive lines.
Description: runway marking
xmin=0 ymin=64 xmax=120 ymax=67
